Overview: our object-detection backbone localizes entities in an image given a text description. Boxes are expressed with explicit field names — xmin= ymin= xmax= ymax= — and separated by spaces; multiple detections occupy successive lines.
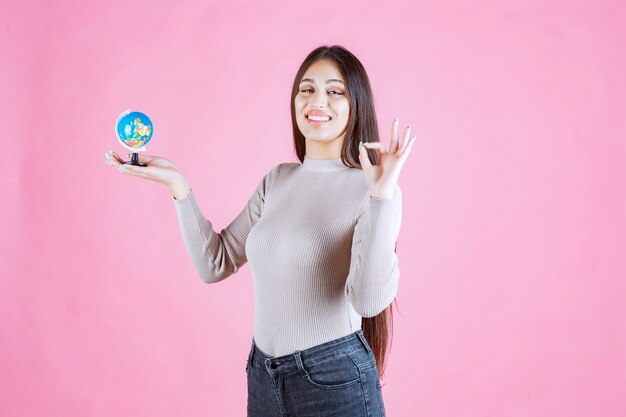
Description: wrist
xmin=170 ymin=176 xmax=191 ymax=200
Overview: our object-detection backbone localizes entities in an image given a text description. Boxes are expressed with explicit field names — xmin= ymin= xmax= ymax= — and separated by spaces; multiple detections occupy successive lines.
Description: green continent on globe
xmin=124 ymin=117 xmax=152 ymax=147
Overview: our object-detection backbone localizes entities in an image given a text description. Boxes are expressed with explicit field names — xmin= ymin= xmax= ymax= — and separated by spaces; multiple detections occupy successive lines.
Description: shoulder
xmin=258 ymin=161 xmax=299 ymax=186
xmin=265 ymin=161 xmax=299 ymax=178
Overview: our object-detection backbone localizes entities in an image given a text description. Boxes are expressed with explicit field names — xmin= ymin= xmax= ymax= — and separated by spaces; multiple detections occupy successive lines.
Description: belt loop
xmin=356 ymin=329 xmax=373 ymax=355
xmin=293 ymin=351 xmax=308 ymax=377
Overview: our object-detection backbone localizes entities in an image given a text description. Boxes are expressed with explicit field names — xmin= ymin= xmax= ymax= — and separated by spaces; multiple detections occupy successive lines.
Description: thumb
xmin=358 ymin=141 xmax=372 ymax=170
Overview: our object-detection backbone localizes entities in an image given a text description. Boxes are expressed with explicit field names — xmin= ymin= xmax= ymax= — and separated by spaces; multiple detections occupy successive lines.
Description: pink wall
xmin=2 ymin=1 xmax=625 ymax=416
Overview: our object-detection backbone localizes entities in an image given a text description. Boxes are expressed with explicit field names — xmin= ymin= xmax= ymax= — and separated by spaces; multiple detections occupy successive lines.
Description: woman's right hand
xmin=104 ymin=150 xmax=191 ymax=199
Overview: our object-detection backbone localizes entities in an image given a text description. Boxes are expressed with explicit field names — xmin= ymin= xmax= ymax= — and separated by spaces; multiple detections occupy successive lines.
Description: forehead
xmin=301 ymin=59 xmax=344 ymax=83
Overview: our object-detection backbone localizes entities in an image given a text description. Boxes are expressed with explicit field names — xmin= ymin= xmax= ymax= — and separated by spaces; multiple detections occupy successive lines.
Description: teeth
xmin=307 ymin=115 xmax=330 ymax=122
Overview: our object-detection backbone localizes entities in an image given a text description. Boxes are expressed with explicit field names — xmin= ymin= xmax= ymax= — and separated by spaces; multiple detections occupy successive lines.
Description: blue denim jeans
xmin=245 ymin=329 xmax=386 ymax=417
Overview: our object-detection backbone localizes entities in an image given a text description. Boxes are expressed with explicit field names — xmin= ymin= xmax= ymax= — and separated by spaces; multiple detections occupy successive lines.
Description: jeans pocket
xmin=297 ymin=352 xmax=362 ymax=390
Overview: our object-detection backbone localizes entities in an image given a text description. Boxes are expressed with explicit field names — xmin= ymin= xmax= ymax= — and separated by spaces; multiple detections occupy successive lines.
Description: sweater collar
xmin=301 ymin=155 xmax=351 ymax=172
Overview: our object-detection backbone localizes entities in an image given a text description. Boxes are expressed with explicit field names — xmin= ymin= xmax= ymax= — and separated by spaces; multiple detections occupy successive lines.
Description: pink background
xmin=2 ymin=1 xmax=625 ymax=416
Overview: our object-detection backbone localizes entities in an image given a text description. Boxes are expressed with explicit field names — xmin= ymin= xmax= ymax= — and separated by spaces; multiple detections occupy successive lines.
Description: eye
xmin=300 ymin=88 xmax=344 ymax=96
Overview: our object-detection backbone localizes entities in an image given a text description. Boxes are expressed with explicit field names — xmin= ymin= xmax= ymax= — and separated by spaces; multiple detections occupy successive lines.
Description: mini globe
xmin=115 ymin=110 xmax=153 ymax=152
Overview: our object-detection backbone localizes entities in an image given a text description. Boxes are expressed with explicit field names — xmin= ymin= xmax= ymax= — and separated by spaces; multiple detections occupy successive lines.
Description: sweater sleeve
xmin=344 ymin=184 xmax=403 ymax=317
xmin=171 ymin=166 xmax=275 ymax=284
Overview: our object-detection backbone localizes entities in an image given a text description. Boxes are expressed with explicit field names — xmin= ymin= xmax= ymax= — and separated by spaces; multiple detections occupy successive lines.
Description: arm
xmin=344 ymin=184 xmax=403 ymax=317
xmin=172 ymin=167 xmax=275 ymax=284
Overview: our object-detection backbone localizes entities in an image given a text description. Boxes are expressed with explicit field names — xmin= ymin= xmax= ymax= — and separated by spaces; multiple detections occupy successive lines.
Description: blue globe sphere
xmin=116 ymin=110 xmax=153 ymax=149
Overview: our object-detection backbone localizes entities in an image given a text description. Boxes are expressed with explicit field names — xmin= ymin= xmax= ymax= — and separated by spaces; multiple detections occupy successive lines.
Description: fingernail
xmin=358 ymin=141 xmax=363 ymax=150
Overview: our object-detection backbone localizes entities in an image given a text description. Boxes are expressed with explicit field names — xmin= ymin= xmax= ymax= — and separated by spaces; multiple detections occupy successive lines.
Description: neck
xmin=300 ymin=155 xmax=351 ymax=172
xmin=304 ymin=134 xmax=345 ymax=160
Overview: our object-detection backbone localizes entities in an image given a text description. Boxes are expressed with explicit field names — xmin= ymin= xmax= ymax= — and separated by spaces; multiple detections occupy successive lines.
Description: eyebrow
xmin=299 ymin=78 xmax=345 ymax=85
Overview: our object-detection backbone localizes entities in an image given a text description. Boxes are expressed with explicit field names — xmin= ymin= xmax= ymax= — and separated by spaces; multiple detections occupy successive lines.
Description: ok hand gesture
xmin=358 ymin=117 xmax=416 ymax=200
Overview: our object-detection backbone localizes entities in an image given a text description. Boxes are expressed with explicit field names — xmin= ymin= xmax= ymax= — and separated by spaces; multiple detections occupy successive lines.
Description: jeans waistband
xmin=249 ymin=329 xmax=372 ymax=376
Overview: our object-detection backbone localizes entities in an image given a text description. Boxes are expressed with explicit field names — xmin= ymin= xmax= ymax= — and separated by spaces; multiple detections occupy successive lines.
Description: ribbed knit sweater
xmin=172 ymin=156 xmax=403 ymax=357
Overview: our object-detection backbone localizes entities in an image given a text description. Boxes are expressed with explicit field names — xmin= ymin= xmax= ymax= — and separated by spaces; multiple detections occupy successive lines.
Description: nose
xmin=309 ymin=90 xmax=328 ymax=108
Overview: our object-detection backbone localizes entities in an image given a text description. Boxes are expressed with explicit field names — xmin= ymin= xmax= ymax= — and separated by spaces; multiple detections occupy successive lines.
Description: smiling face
xmin=294 ymin=59 xmax=351 ymax=155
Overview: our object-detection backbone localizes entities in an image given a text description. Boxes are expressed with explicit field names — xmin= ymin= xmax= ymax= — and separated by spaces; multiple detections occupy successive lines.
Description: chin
xmin=306 ymin=134 xmax=342 ymax=142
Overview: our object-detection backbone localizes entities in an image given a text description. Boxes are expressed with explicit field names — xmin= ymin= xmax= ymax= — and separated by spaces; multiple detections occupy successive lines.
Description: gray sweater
xmin=172 ymin=156 xmax=402 ymax=357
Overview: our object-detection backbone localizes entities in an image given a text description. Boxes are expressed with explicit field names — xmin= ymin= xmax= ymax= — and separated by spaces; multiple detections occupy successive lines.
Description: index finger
xmin=105 ymin=150 xmax=124 ymax=166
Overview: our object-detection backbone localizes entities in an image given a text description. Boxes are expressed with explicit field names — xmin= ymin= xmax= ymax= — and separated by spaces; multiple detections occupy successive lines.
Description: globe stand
xmin=123 ymin=152 xmax=147 ymax=166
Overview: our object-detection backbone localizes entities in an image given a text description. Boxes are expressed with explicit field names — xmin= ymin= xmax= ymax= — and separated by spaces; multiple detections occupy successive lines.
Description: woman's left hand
xmin=358 ymin=117 xmax=416 ymax=199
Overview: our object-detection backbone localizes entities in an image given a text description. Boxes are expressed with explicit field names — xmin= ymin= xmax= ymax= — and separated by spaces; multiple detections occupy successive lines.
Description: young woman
xmin=104 ymin=45 xmax=415 ymax=417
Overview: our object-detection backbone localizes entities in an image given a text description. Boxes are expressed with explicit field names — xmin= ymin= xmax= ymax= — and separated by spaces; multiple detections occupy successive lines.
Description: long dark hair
xmin=290 ymin=45 xmax=399 ymax=379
